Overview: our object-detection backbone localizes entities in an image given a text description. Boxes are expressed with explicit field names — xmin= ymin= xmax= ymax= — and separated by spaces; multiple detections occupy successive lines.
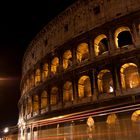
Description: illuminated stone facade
xmin=18 ymin=0 xmax=140 ymax=139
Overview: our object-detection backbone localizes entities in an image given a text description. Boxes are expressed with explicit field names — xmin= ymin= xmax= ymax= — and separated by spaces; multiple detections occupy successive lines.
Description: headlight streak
xmin=28 ymin=103 xmax=140 ymax=128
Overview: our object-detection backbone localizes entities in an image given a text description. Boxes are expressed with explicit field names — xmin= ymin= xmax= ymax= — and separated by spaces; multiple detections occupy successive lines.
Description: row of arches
xmin=20 ymin=110 xmax=140 ymax=140
xmin=22 ymin=26 xmax=135 ymax=95
xmin=25 ymin=110 xmax=140 ymax=132
xmin=22 ymin=62 xmax=140 ymax=116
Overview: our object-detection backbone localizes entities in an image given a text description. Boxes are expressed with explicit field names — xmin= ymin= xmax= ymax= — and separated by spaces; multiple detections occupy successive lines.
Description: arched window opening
xmin=120 ymin=63 xmax=140 ymax=89
xmin=76 ymin=43 xmax=89 ymax=63
xmin=98 ymin=69 xmax=114 ymax=94
xmin=63 ymin=50 xmax=72 ymax=69
xmin=33 ymin=127 xmax=37 ymax=132
xmin=33 ymin=95 xmax=39 ymax=113
xmin=131 ymin=110 xmax=140 ymax=122
xmin=35 ymin=69 xmax=41 ymax=85
xmin=63 ymin=81 xmax=73 ymax=102
xmin=33 ymin=127 xmax=38 ymax=139
xmin=42 ymin=63 xmax=48 ymax=81
xmin=27 ymin=128 xmax=30 ymax=133
xmin=78 ymin=76 xmax=92 ymax=98
xmin=115 ymin=27 xmax=133 ymax=48
xmin=41 ymin=90 xmax=48 ymax=109
xmin=51 ymin=57 xmax=59 ymax=74
xmin=50 ymin=87 xmax=58 ymax=105
xmin=106 ymin=114 xmax=118 ymax=124
xmin=27 ymin=97 xmax=32 ymax=115
xmin=94 ymin=34 xmax=109 ymax=56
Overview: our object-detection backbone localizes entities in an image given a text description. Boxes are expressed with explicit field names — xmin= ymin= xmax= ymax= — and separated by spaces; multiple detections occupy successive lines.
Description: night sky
xmin=0 ymin=0 xmax=76 ymax=127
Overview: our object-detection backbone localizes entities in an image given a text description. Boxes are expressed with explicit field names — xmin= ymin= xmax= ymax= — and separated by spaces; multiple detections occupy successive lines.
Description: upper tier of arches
xmin=22 ymin=0 xmax=140 ymax=77
xmin=21 ymin=25 xmax=139 ymax=95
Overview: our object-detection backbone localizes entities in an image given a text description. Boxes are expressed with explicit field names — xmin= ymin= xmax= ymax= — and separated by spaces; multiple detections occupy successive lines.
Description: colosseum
xmin=18 ymin=0 xmax=140 ymax=139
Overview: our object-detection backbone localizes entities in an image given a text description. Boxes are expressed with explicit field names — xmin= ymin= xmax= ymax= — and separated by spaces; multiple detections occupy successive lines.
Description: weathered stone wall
xmin=22 ymin=0 xmax=140 ymax=77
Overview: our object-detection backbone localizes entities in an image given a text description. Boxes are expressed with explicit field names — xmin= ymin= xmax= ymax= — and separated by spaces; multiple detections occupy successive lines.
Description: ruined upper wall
xmin=22 ymin=0 xmax=140 ymax=77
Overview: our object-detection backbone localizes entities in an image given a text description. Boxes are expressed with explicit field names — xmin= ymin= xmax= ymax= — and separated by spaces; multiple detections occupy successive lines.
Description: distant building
xmin=18 ymin=0 xmax=140 ymax=139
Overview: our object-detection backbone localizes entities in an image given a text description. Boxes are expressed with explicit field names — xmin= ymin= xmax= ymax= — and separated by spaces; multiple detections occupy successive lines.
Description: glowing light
xmin=3 ymin=127 xmax=9 ymax=133
xmin=0 ymin=77 xmax=18 ymax=81
xmin=109 ymin=86 xmax=113 ymax=93
xmin=87 ymin=116 xmax=94 ymax=127
xmin=48 ymin=116 xmax=63 ymax=120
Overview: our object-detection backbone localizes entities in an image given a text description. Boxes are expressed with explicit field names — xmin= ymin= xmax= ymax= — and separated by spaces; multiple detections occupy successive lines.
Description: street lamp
xmin=3 ymin=127 xmax=9 ymax=133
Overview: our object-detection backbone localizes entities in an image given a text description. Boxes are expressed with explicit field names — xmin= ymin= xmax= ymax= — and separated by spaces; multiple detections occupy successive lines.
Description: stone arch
xmin=41 ymin=90 xmax=48 ymax=109
xmin=33 ymin=95 xmax=39 ymax=113
xmin=131 ymin=110 xmax=140 ymax=122
xmin=27 ymin=128 xmax=30 ymax=133
xmin=98 ymin=69 xmax=114 ymax=94
xmin=27 ymin=97 xmax=32 ymax=115
xmin=42 ymin=63 xmax=48 ymax=81
xmin=50 ymin=86 xmax=58 ymax=105
xmin=76 ymin=43 xmax=89 ymax=62
xmin=78 ymin=75 xmax=92 ymax=98
xmin=114 ymin=26 xmax=133 ymax=48
xmin=33 ymin=127 xmax=38 ymax=140
xmin=35 ymin=68 xmax=41 ymax=85
xmin=120 ymin=63 xmax=140 ymax=89
xmin=94 ymin=34 xmax=109 ymax=56
xmin=63 ymin=50 xmax=72 ymax=69
xmin=63 ymin=81 xmax=73 ymax=102
xmin=51 ymin=57 xmax=59 ymax=74
xmin=106 ymin=113 xmax=118 ymax=124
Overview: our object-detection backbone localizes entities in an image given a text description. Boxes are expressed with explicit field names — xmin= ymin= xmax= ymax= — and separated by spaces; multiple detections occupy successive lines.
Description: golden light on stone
xmin=76 ymin=43 xmax=89 ymax=62
xmin=114 ymin=26 xmax=131 ymax=48
xmin=63 ymin=50 xmax=72 ymax=69
xmin=51 ymin=57 xmax=59 ymax=74
xmin=94 ymin=34 xmax=108 ymax=56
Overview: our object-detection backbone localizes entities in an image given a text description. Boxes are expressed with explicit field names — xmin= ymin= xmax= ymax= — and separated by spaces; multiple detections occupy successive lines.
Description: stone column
xmin=31 ymin=125 xmax=33 ymax=140
xmin=73 ymin=72 xmax=78 ymax=104
xmin=58 ymin=51 xmax=63 ymax=73
xmin=58 ymin=81 xmax=63 ymax=108
xmin=88 ymin=35 xmax=95 ymax=60
xmin=108 ymin=30 xmax=117 ymax=53
xmin=92 ymin=69 xmax=98 ymax=101
xmin=38 ymin=93 xmax=41 ymax=115
xmin=113 ymin=66 xmax=121 ymax=96
xmin=48 ymin=57 xmax=52 ymax=78
xmin=31 ymin=96 xmax=33 ymax=117
xmin=40 ymin=63 xmax=44 ymax=82
xmin=72 ymin=45 xmax=77 ymax=66
xmin=132 ymin=23 xmax=140 ymax=47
